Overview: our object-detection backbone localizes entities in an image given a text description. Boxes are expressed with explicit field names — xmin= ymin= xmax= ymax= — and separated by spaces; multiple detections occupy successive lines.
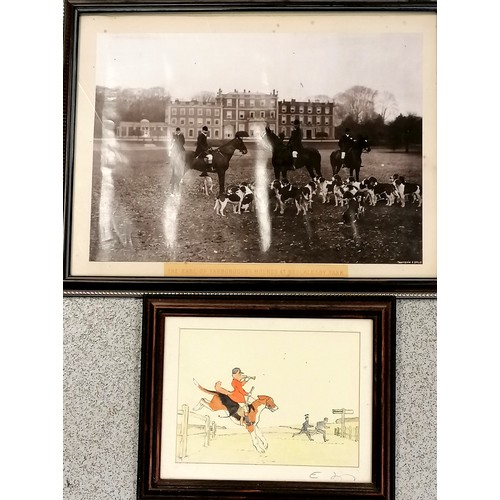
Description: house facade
xmin=115 ymin=89 xmax=335 ymax=141
xmin=279 ymin=99 xmax=335 ymax=140
xmin=165 ymin=98 xmax=224 ymax=140
xmin=218 ymin=89 xmax=279 ymax=138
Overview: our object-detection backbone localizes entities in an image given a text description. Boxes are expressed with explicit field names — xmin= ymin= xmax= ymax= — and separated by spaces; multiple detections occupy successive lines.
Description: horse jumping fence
xmin=177 ymin=404 xmax=216 ymax=460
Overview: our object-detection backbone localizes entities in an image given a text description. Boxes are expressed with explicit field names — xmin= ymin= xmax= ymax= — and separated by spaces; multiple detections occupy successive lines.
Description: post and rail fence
xmin=177 ymin=404 xmax=217 ymax=460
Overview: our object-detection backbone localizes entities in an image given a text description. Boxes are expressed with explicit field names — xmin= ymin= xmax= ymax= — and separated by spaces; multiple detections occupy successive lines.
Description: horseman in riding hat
xmin=287 ymin=119 xmax=303 ymax=169
xmin=338 ymin=127 xmax=355 ymax=167
xmin=170 ymin=127 xmax=185 ymax=162
xmin=195 ymin=125 xmax=213 ymax=176
xmin=215 ymin=367 xmax=254 ymax=426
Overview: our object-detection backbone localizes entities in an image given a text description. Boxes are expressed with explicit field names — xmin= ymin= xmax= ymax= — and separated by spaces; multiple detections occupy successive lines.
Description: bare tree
xmin=375 ymin=91 xmax=399 ymax=123
xmin=191 ymin=91 xmax=216 ymax=103
xmin=334 ymin=86 xmax=378 ymax=124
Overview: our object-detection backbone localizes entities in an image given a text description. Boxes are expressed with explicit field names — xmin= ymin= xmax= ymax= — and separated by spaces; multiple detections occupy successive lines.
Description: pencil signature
xmin=309 ymin=471 xmax=356 ymax=481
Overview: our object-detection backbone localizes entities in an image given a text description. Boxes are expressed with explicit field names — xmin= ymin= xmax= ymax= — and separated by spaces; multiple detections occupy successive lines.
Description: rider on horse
xmin=338 ymin=127 xmax=355 ymax=167
xmin=170 ymin=127 xmax=185 ymax=162
xmin=287 ymin=119 xmax=303 ymax=169
xmin=215 ymin=367 xmax=254 ymax=425
xmin=195 ymin=125 xmax=213 ymax=176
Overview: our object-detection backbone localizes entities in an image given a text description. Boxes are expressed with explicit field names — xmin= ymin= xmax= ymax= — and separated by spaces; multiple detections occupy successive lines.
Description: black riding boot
xmin=199 ymin=160 xmax=208 ymax=177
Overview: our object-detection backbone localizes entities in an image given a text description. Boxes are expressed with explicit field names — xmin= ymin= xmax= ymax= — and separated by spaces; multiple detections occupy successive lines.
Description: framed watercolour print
xmin=138 ymin=296 xmax=395 ymax=499
xmin=63 ymin=1 xmax=437 ymax=295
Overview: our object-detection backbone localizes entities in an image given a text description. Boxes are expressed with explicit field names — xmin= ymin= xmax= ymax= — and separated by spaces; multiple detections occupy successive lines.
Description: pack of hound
xmin=211 ymin=173 xmax=421 ymax=222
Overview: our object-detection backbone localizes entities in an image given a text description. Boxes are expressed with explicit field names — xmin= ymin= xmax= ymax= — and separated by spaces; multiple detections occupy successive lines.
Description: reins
xmin=216 ymin=138 xmax=247 ymax=160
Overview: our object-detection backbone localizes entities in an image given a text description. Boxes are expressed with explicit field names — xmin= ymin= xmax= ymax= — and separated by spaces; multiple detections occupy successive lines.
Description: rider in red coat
xmin=215 ymin=367 xmax=253 ymax=425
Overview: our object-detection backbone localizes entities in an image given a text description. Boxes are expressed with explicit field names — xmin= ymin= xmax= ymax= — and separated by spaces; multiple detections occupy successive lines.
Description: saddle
xmin=195 ymin=155 xmax=215 ymax=174
xmin=339 ymin=146 xmax=353 ymax=165
xmin=235 ymin=407 xmax=254 ymax=426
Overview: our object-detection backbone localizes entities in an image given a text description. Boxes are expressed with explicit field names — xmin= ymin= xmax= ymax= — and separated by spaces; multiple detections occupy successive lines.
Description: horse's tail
xmin=312 ymin=149 xmax=322 ymax=168
xmin=330 ymin=150 xmax=343 ymax=175
xmin=302 ymin=148 xmax=321 ymax=175
xmin=193 ymin=378 xmax=217 ymax=395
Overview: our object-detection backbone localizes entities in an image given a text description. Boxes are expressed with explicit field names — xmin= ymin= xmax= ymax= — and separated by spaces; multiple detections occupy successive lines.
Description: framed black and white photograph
xmin=63 ymin=1 xmax=437 ymax=294
xmin=138 ymin=295 xmax=395 ymax=499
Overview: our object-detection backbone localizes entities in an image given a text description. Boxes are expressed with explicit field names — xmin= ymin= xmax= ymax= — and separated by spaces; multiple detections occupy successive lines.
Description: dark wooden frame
xmin=63 ymin=0 xmax=437 ymax=297
xmin=138 ymin=295 xmax=395 ymax=499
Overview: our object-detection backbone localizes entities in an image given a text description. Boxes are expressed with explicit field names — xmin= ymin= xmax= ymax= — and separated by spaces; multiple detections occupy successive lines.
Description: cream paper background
xmin=71 ymin=12 xmax=436 ymax=278
xmin=160 ymin=316 xmax=373 ymax=482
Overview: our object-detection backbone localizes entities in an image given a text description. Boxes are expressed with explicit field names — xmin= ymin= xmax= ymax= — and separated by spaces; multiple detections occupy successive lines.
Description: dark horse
xmin=330 ymin=135 xmax=371 ymax=182
xmin=262 ymin=126 xmax=322 ymax=181
xmin=169 ymin=133 xmax=248 ymax=194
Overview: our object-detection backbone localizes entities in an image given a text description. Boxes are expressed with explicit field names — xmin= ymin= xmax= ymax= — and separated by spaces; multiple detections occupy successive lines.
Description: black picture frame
xmin=138 ymin=295 xmax=395 ymax=499
xmin=63 ymin=0 xmax=437 ymax=297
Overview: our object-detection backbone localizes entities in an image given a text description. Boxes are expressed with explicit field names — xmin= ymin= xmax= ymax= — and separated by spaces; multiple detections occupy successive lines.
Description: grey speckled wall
xmin=63 ymin=298 xmax=436 ymax=500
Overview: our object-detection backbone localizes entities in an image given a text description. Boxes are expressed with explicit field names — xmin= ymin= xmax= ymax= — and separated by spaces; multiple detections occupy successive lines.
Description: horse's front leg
xmin=273 ymin=163 xmax=280 ymax=181
xmin=254 ymin=425 xmax=268 ymax=450
xmin=315 ymin=162 xmax=322 ymax=178
xmin=249 ymin=429 xmax=266 ymax=453
xmin=350 ymin=167 xmax=360 ymax=182
xmin=218 ymin=170 xmax=226 ymax=196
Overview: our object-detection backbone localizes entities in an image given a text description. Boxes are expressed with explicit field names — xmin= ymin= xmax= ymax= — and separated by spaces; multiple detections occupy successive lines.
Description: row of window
xmin=232 ymin=110 xmax=275 ymax=119
xmin=282 ymin=116 xmax=330 ymax=125
xmin=170 ymin=117 xmax=221 ymax=126
xmin=122 ymin=126 xmax=167 ymax=132
xmin=225 ymin=98 xmax=276 ymax=107
xmin=281 ymin=105 xmax=331 ymax=114
xmin=171 ymin=111 xmax=277 ymax=123
xmin=169 ymin=104 xmax=331 ymax=116
xmin=171 ymin=108 xmax=221 ymax=116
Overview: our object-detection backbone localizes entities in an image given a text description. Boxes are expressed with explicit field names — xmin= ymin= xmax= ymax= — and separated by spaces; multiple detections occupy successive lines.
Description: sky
xmin=96 ymin=32 xmax=423 ymax=116
xmin=162 ymin=316 xmax=373 ymax=428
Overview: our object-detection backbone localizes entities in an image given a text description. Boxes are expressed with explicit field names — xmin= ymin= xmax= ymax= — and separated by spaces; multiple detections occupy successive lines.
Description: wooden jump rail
xmin=177 ymin=404 xmax=216 ymax=460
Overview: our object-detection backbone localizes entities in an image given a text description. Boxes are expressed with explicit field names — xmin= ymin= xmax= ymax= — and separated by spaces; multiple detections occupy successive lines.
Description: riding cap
xmin=202 ymin=126 xmax=208 ymax=131
xmin=232 ymin=367 xmax=243 ymax=374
